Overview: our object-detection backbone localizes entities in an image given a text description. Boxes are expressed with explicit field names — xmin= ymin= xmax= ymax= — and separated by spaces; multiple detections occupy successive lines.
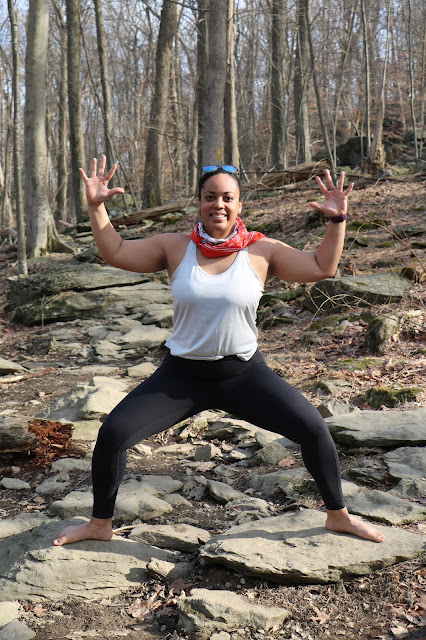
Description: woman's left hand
xmin=308 ymin=170 xmax=354 ymax=218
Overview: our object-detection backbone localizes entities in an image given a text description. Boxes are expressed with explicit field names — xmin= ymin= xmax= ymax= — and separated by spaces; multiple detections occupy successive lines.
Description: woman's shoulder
xmin=162 ymin=233 xmax=191 ymax=276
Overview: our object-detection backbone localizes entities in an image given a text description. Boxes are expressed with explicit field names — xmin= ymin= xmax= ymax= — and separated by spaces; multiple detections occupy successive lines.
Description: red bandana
xmin=190 ymin=217 xmax=265 ymax=258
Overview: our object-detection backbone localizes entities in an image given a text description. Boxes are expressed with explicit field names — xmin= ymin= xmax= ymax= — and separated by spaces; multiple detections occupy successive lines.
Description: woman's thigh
xmin=218 ymin=360 xmax=325 ymax=444
xmin=97 ymin=362 xmax=205 ymax=451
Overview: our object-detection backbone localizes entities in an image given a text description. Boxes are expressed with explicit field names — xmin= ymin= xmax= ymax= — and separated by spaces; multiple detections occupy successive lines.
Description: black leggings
xmin=92 ymin=350 xmax=345 ymax=518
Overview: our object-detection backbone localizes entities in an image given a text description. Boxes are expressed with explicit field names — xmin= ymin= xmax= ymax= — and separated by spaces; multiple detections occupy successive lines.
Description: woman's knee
xmin=95 ymin=414 xmax=128 ymax=451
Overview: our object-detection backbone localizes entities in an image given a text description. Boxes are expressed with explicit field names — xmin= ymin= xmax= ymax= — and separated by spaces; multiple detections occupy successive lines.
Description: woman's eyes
xmin=205 ymin=195 xmax=233 ymax=201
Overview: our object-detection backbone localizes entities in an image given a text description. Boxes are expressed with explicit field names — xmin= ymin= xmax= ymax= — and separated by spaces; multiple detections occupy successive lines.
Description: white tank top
xmin=165 ymin=240 xmax=264 ymax=360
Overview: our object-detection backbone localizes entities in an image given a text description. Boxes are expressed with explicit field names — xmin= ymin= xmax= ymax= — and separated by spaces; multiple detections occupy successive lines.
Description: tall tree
xmin=94 ymin=0 xmax=115 ymax=173
xmin=305 ymin=0 xmax=335 ymax=176
xmin=52 ymin=0 xmax=68 ymax=224
xmin=8 ymin=0 xmax=27 ymax=273
xmin=294 ymin=0 xmax=311 ymax=163
xmin=191 ymin=0 xmax=209 ymax=191
xmin=367 ymin=0 xmax=391 ymax=172
xmin=271 ymin=0 xmax=287 ymax=169
xmin=66 ymin=0 xmax=87 ymax=220
xmin=142 ymin=0 xmax=178 ymax=208
xmin=360 ymin=0 xmax=371 ymax=162
xmin=202 ymin=0 xmax=228 ymax=165
xmin=224 ymin=0 xmax=239 ymax=168
xmin=24 ymin=0 xmax=56 ymax=257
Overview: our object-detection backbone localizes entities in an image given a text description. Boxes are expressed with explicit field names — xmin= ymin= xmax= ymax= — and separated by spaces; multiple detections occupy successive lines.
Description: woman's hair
xmin=198 ymin=167 xmax=241 ymax=199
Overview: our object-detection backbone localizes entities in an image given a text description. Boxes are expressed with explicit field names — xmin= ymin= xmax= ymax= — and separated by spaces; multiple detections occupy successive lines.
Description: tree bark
xmin=367 ymin=0 xmax=391 ymax=173
xmin=407 ymin=0 xmax=420 ymax=160
xmin=24 ymin=0 xmax=55 ymax=258
xmin=66 ymin=0 xmax=87 ymax=220
xmin=271 ymin=0 xmax=287 ymax=169
xmin=305 ymin=0 xmax=335 ymax=177
xmin=94 ymin=0 xmax=115 ymax=174
xmin=8 ymin=0 xmax=27 ymax=273
xmin=224 ymin=0 xmax=239 ymax=168
xmin=294 ymin=0 xmax=311 ymax=164
xmin=52 ymin=0 xmax=68 ymax=224
xmin=190 ymin=0 xmax=209 ymax=190
xmin=202 ymin=0 xmax=228 ymax=165
xmin=142 ymin=0 xmax=178 ymax=208
xmin=361 ymin=0 xmax=371 ymax=162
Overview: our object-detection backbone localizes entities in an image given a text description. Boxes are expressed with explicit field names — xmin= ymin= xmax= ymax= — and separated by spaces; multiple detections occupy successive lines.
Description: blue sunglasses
xmin=201 ymin=165 xmax=239 ymax=175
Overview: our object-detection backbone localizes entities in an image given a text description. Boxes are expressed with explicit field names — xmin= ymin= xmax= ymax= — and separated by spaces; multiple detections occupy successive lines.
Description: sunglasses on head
xmin=201 ymin=165 xmax=239 ymax=175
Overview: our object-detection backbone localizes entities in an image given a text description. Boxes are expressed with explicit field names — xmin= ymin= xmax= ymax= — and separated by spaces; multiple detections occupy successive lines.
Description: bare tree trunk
xmin=202 ymin=0 xmax=228 ymax=165
xmin=367 ymin=0 xmax=391 ymax=173
xmin=66 ymin=0 xmax=87 ymax=221
xmin=224 ymin=0 xmax=239 ymax=168
xmin=361 ymin=0 xmax=371 ymax=162
xmin=271 ymin=0 xmax=287 ymax=169
xmin=52 ymin=0 xmax=68 ymax=224
xmin=192 ymin=0 xmax=209 ymax=187
xmin=142 ymin=0 xmax=178 ymax=208
xmin=94 ymin=0 xmax=115 ymax=174
xmin=8 ymin=0 xmax=27 ymax=273
xmin=419 ymin=9 xmax=426 ymax=160
xmin=305 ymin=0 xmax=335 ymax=177
xmin=24 ymin=0 xmax=54 ymax=258
xmin=332 ymin=0 xmax=357 ymax=165
xmin=294 ymin=0 xmax=311 ymax=164
xmin=25 ymin=0 xmax=73 ymax=257
xmin=407 ymin=0 xmax=420 ymax=161
xmin=1 ymin=105 xmax=13 ymax=231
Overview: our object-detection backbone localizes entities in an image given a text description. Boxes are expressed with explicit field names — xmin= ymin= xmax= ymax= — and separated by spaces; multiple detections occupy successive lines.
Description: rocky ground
xmin=0 ymin=174 xmax=425 ymax=640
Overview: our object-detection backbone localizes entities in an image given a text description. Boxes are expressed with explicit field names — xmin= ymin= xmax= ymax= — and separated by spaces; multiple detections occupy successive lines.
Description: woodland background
xmin=0 ymin=0 xmax=425 ymax=263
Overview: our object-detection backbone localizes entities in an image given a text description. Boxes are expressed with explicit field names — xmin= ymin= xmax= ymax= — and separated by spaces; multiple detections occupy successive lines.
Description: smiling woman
xmin=53 ymin=156 xmax=385 ymax=547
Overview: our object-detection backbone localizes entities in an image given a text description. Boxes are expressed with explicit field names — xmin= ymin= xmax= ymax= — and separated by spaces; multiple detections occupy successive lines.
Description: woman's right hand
xmin=80 ymin=155 xmax=124 ymax=210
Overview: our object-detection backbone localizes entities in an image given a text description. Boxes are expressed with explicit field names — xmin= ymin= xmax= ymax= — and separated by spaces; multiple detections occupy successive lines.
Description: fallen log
xmin=110 ymin=197 xmax=195 ymax=228
xmin=0 ymin=227 xmax=17 ymax=238
xmin=245 ymin=160 xmax=329 ymax=190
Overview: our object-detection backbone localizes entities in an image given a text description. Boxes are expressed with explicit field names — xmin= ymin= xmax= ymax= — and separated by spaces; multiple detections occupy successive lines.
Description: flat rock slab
xmin=383 ymin=446 xmax=426 ymax=480
xmin=12 ymin=282 xmax=172 ymax=326
xmin=0 ymin=358 xmax=26 ymax=375
xmin=6 ymin=264 xmax=152 ymax=307
xmin=0 ymin=518 xmax=176 ymax=602
xmin=305 ymin=272 xmax=413 ymax=312
xmin=345 ymin=490 xmax=426 ymax=525
xmin=0 ymin=515 xmax=53 ymax=541
xmin=37 ymin=376 xmax=129 ymax=422
xmin=178 ymin=588 xmax=290 ymax=636
xmin=325 ymin=409 xmax=426 ymax=447
xmin=199 ymin=509 xmax=425 ymax=584
xmin=129 ymin=523 xmax=211 ymax=551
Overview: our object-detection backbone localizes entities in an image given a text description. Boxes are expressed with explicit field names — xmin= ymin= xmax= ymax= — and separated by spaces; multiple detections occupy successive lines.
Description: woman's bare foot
xmin=53 ymin=517 xmax=113 ymax=546
xmin=326 ymin=508 xmax=385 ymax=542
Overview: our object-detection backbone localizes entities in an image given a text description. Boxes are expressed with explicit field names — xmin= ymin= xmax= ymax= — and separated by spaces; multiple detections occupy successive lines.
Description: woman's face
xmin=198 ymin=173 xmax=242 ymax=239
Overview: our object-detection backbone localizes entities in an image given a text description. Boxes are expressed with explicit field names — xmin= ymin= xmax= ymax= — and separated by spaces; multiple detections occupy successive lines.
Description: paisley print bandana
xmin=190 ymin=217 xmax=265 ymax=257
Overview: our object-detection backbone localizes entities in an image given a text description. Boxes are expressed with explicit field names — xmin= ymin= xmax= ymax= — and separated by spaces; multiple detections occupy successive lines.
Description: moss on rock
xmin=365 ymin=385 xmax=422 ymax=408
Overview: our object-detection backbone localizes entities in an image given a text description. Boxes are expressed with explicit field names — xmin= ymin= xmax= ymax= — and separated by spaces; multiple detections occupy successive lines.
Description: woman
xmin=54 ymin=157 xmax=384 ymax=546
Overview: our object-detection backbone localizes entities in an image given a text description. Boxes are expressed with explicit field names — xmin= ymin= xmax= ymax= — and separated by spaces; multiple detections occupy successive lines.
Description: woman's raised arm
xmin=80 ymin=156 xmax=168 ymax=273
xmin=268 ymin=170 xmax=353 ymax=283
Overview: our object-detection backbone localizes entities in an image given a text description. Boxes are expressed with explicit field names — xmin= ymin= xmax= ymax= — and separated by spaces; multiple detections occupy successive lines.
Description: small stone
xmin=194 ymin=444 xmax=222 ymax=461
xmin=364 ymin=315 xmax=400 ymax=354
xmin=0 ymin=478 xmax=31 ymax=490
xmin=0 ymin=601 xmax=20 ymax=627
xmin=127 ymin=362 xmax=157 ymax=378
xmin=0 ymin=619 xmax=35 ymax=640
xmin=132 ymin=443 xmax=153 ymax=456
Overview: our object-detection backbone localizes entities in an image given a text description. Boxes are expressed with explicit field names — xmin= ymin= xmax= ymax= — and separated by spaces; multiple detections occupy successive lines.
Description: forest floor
xmin=0 ymin=173 xmax=425 ymax=640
